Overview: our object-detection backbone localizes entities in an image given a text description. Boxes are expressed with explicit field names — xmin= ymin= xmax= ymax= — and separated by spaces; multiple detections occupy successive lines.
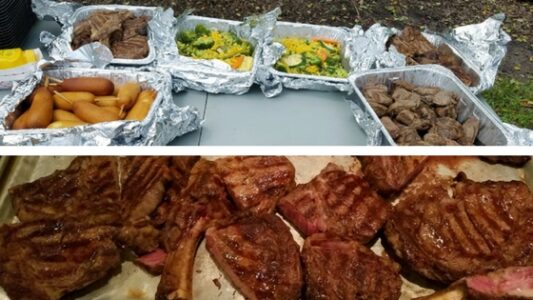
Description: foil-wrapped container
xmin=348 ymin=65 xmax=510 ymax=146
xmin=372 ymin=14 xmax=510 ymax=94
xmin=32 ymin=0 xmax=174 ymax=67
xmin=0 ymin=67 xmax=201 ymax=146
xmin=258 ymin=21 xmax=364 ymax=98
xmin=157 ymin=9 xmax=280 ymax=95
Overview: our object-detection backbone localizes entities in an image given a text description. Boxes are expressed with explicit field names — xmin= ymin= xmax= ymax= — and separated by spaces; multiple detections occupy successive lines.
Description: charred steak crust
xmin=278 ymin=163 xmax=390 ymax=243
xmin=480 ymin=156 xmax=532 ymax=168
xmin=215 ymin=156 xmax=296 ymax=214
xmin=385 ymin=173 xmax=533 ymax=283
xmin=9 ymin=157 xmax=121 ymax=223
xmin=205 ymin=214 xmax=303 ymax=300
xmin=302 ymin=234 xmax=402 ymax=300
xmin=358 ymin=156 xmax=428 ymax=195
xmin=0 ymin=218 xmax=121 ymax=300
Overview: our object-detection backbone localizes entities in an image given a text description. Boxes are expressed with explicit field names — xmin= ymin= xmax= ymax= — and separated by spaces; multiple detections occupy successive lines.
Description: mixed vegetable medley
xmin=177 ymin=24 xmax=254 ymax=72
xmin=275 ymin=38 xmax=348 ymax=78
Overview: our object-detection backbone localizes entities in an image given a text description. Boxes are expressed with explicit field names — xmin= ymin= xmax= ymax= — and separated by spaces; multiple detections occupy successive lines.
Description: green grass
xmin=482 ymin=77 xmax=533 ymax=129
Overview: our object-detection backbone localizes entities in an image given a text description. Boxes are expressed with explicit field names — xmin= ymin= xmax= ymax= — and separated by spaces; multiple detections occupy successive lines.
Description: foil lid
xmin=258 ymin=21 xmax=365 ymax=98
xmin=157 ymin=8 xmax=281 ymax=94
xmin=0 ymin=67 xmax=201 ymax=146
xmin=31 ymin=0 xmax=174 ymax=67
xmin=372 ymin=14 xmax=510 ymax=95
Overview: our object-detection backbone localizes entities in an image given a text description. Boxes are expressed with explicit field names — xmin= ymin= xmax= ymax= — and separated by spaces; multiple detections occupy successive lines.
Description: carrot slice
xmin=312 ymin=37 xmax=339 ymax=46
xmin=230 ymin=55 xmax=245 ymax=69
xmin=317 ymin=48 xmax=328 ymax=61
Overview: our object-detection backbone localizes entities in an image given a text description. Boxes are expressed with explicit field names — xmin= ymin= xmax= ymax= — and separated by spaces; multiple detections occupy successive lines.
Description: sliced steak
xmin=480 ymin=156 xmax=532 ymax=168
xmin=358 ymin=156 xmax=428 ymax=195
xmin=302 ymin=234 xmax=402 ymax=300
xmin=205 ymin=214 xmax=303 ymax=300
xmin=466 ymin=267 xmax=533 ymax=299
xmin=215 ymin=156 xmax=296 ymax=214
xmin=9 ymin=157 xmax=121 ymax=223
xmin=385 ymin=172 xmax=533 ymax=283
xmin=111 ymin=36 xmax=149 ymax=59
xmin=0 ymin=218 xmax=120 ymax=300
xmin=278 ymin=163 xmax=390 ymax=243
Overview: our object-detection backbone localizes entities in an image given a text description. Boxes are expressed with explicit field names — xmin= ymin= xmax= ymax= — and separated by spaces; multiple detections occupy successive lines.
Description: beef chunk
xmin=459 ymin=116 xmax=480 ymax=145
xmin=396 ymin=127 xmax=422 ymax=145
xmin=381 ymin=116 xmax=401 ymax=139
xmin=432 ymin=91 xmax=457 ymax=106
xmin=435 ymin=105 xmax=458 ymax=119
xmin=369 ymin=101 xmax=389 ymax=117
xmin=429 ymin=117 xmax=464 ymax=141
xmin=396 ymin=109 xmax=417 ymax=125
xmin=302 ymin=234 xmax=402 ymax=300
xmin=480 ymin=156 xmax=532 ymax=168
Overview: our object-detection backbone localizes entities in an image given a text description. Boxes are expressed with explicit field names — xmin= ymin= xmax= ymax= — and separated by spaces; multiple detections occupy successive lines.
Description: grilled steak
xmin=480 ymin=156 xmax=532 ymax=168
xmin=157 ymin=159 xmax=234 ymax=300
xmin=205 ymin=214 xmax=303 ymax=300
xmin=0 ymin=217 xmax=120 ymax=300
xmin=117 ymin=156 xmax=171 ymax=254
xmin=215 ymin=156 xmax=296 ymax=214
xmin=302 ymin=234 xmax=402 ymax=300
xmin=111 ymin=36 xmax=149 ymax=59
xmin=359 ymin=156 xmax=428 ymax=195
xmin=9 ymin=157 xmax=121 ymax=223
xmin=385 ymin=172 xmax=533 ymax=283
xmin=466 ymin=267 xmax=533 ymax=299
xmin=278 ymin=163 xmax=390 ymax=243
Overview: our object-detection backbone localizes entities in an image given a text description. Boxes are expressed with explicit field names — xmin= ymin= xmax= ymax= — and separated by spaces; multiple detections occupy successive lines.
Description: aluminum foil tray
xmin=159 ymin=9 xmax=279 ymax=95
xmin=349 ymin=65 xmax=509 ymax=146
xmin=0 ymin=68 xmax=201 ymax=146
xmin=0 ymin=156 xmax=531 ymax=300
xmin=68 ymin=5 xmax=157 ymax=65
xmin=258 ymin=21 xmax=361 ymax=97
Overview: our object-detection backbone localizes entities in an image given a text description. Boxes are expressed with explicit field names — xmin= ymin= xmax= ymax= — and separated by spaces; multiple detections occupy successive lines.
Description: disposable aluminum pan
xmin=349 ymin=65 xmax=509 ymax=146
xmin=258 ymin=21 xmax=362 ymax=97
xmin=159 ymin=9 xmax=279 ymax=95
xmin=0 ymin=68 xmax=201 ymax=146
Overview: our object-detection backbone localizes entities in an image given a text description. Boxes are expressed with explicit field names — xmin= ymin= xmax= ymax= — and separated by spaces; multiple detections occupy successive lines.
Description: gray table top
xmin=1 ymin=20 xmax=368 ymax=146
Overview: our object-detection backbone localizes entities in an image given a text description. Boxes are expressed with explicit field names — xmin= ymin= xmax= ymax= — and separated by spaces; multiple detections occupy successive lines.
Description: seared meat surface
xmin=466 ymin=267 xmax=533 ymax=299
xmin=358 ymin=156 xmax=427 ymax=195
xmin=9 ymin=157 xmax=121 ymax=223
xmin=0 ymin=217 xmax=120 ymax=300
xmin=205 ymin=214 xmax=303 ymax=300
xmin=302 ymin=234 xmax=402 ymax=300
xmin=278 ymin=163 xmax=390 ymax=243
xmin=72 ymin=10 xmax=150 ymax=59
xmin=157 ymin=159 xmax=235 ymax=300
xmin=215 ymin=156 xmax=296 ymax=214
xmin=385 ymin=172 xmax=533 ymax=283
xmin=480 ymin=156 xmax=532 ymax=168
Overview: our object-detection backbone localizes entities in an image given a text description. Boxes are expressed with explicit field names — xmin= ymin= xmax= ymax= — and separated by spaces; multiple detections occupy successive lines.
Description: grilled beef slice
xmin=302 ymin=234 xmax=402 ymax=300
xmin=215 ymin=156 xmax=296 ymax=214
xmin=0 ymin=218 xmax=120 ymax=300
xmin=157 ymin=159 xmax=234 ymax=300
xmin=466 ymin=267 xmax=533 ymax=299
xmin=359 ymin=156 xmax=428 ymax=195
xmin=205 ymin=214 xmax=303 ymax=300
xmin=385 ymin=172 xmax=533 ymax=284
xmin=480 ymin=156 xmax=532 ymax=168
xmin=278 ymin=163 xmax=390 ymax=243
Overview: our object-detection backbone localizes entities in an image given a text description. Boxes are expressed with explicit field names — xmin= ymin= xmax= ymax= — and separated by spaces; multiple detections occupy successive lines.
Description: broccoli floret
xmin=195 ymin=24 xmax=211 ymax=36
xmin=192 ymin=36 xmax=215 ymax=49
xmin=305 ymin=53 xmax=322 ymax=66
xmin=179 ymin=30 xmax=197 ymax=44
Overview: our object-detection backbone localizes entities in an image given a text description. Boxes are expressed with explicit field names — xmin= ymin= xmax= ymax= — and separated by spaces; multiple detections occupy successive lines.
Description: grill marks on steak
xmin=9 ymin=157 xmax=121 ymax=223
xmin=205 ymin=214 xmax=303 ymax=300
xmin=302 ymin=234 xmax=402 ymax=300
xmin=359 ymin=156 xmax=428 ymax=195
xmin=215 ymin=156 xmax=296 ymax=214
xmin=157 ymin=159 xmax=235 ymax=300
xmin=385 ymin=172 xmax=533 ymax=283
xmin=0 ymin=218 xmax=120 ymax=300
xmin=278 ymin=163 xmax=390 ymax=243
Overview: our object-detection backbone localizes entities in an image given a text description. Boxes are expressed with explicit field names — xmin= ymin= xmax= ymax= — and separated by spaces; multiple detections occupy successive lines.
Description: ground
xmin=70 ymin=0 xmax=533 ymax=128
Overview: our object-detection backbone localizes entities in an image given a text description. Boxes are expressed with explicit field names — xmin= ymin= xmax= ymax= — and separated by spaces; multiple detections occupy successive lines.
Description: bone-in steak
xmin=278 ymin=163 xmax=390 ymax=243
xmin=0 ymin=217 xmax=120 ymax=300
xmin=385 ymin=172 xmax=533 ymax=283
xmin=358 ymin=156 xmax=428 ymax=195
xmin=9 ymin=157 xmax=121 ymax=223
xmin=215 ymin=156 xmax=296 ymax=214
xmin=205 ymin=214 xmax=303 ymax=300
xmin=302 ymin=234 xmax=402 ymax=300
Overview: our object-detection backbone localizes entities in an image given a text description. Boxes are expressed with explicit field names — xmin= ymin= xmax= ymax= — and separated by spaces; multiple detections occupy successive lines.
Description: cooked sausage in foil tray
xmin=0 ymin=156 xmax=531 ymax=299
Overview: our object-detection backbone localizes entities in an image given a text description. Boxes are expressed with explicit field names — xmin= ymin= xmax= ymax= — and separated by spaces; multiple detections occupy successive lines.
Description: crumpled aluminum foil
xmin=32 ymin=0 xmax=175 ymax=67
xmin=0 ymin=67 xmax=201 ymax=146
xmin=257 ymin=22 xmax=365 ymax=98
xmin=157 ymin=9 xmax=280 ymax=95
xmin=348 ymin=65 xmax=518 ymax=146
xmin=372 ymin=14 xmax=510 ymax=95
